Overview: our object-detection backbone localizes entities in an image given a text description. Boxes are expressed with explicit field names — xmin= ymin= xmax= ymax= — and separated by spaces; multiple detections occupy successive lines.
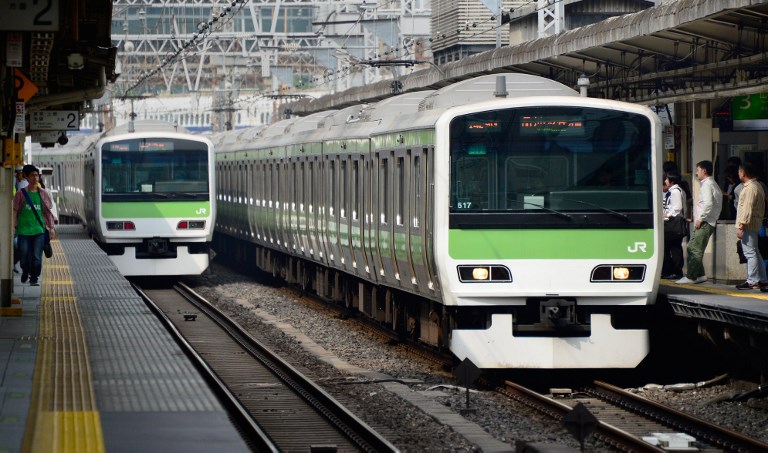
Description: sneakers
xmin=675 ymin=276 xmax=707 ymax=284
xmin=736 ymin=281 xmax=768 ymax=290
xmin=661 ymin=274 xmax=683 ymax=280
xmin=29 ymin=278 xmax=39 ymax=286
xmin=736 ymin=281 xmax=760 ymax=290
xmin=21 ymin=272 xmax=28 ymax=283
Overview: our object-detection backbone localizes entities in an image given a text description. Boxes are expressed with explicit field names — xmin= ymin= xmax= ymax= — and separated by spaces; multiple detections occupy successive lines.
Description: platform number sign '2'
xmin=30 ymin=111 xmax=80 ymax=131
xmin=0 ymin=1 xmax=60 ymax=32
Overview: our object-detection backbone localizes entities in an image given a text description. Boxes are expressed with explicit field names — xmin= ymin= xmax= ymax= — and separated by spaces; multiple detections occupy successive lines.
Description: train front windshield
xmin=101 ymin=138 xmax=209 ymax=200
xmin=449 ymin=106 xmax=653 ymax=228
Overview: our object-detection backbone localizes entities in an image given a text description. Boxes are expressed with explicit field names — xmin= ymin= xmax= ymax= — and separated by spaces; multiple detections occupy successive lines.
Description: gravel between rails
xmin=185 ymin=262 xmax=768 ymax=451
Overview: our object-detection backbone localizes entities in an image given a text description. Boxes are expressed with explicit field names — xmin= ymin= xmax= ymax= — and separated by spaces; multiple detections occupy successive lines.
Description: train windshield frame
xmin=448 ymin=106 xmax=654 ymax=228
xmin=101 ymin=138 xmax=210 ymax=201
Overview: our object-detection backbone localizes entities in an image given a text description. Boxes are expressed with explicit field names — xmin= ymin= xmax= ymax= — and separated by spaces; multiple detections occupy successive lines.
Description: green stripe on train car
xmin=102 ymin=201 xmax=211 ymax=218
xmin=448 ymin=229 xmax=655 ymax=259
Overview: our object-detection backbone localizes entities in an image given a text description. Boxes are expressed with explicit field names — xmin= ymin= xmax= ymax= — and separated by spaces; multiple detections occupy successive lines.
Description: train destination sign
xmin=30 ymin=110 xmax=80 ymax=131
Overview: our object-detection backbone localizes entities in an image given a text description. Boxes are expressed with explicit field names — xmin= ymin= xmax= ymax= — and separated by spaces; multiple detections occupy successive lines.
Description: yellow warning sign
xmin=14 ymin=68 xmax=38 ymax=103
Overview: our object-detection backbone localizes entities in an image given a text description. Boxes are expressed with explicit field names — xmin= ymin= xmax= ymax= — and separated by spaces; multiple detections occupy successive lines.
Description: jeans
xmin=741 ymin=229 xmax=767 ymax=285
xmin=16 ymin=233 xmax=44 ymax=280
xmin=686 ymin=222 xmax=714 ymax=279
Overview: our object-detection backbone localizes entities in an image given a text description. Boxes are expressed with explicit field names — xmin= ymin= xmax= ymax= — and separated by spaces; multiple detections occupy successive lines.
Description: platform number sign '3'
xmin=627 ymin=242 xmax=647 ymax=253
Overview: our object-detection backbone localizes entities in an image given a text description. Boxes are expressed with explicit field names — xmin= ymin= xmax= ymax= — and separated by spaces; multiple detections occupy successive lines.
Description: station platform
xmin=659 ymin=279 xmax=768 ymax=334
xmin=0 ymin=225 xmax=249 ymax=453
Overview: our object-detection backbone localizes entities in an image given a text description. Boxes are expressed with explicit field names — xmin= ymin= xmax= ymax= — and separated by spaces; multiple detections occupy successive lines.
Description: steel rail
xmin=591 ymin=380 xmax=768 ymax=453
xmin=174 ymin=282 xmax=399 ymax=453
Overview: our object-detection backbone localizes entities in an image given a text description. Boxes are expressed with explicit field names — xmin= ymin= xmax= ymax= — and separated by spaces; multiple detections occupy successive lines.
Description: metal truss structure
xmin=112 ymin=0 xmax=432 ymax=98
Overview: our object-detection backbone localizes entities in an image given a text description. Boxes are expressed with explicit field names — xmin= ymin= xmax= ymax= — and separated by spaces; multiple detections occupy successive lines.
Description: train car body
xmin=35 ymin=121 xmax=216 ymax=276
xmin=212 ymin=74 xmax=662 ymax=369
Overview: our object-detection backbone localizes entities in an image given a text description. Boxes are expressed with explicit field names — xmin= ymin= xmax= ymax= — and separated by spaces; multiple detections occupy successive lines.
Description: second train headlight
xmin=591 ymin=265 xmax=645 ymax=282
xmin=458 ymin=265 xmax=512 ymax=283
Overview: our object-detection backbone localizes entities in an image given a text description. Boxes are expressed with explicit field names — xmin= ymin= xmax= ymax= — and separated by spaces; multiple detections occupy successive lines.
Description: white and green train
xmin=35 ymin=121 xmax=216 ymax=276
xmin=213 ymin=73 xmax=663 ymax=369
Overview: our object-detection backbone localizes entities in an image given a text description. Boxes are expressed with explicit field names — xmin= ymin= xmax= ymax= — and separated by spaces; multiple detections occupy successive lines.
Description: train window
xmin=396 ymin=157 xmax=404 ymax=226
xmin=330 ymin=159 xmax=335 ymax=217
xmin=275 ymin=162 xmax=280 ymax=209
xmin=413 ymin=155 xmax=421 ymax=228
xmin=299 ymin=162 xmax=305 ymax=211
xmin=449 ymin=107 xmax=653 ymax=219
xmin=308 ymin=160 xmax=314 ymax=212
xmin=380 ymin=157 xmax=388 ymax=224
xmin=352 ymin=159 xmax=359 ymax=221
xmin=340 ymin=159 xmax=347 ymax=218
xmin=267 ymin=163 xmax=273 ymax=207
xmin=101 ymin=138 xmax=209 ymax=198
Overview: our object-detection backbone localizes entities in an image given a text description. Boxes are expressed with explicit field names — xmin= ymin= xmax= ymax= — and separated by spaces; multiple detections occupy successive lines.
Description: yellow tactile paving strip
xmin=661 ymin=281 xmax=768 ymax=300
xmin=23 ymin=238 xmax=105 ymax=453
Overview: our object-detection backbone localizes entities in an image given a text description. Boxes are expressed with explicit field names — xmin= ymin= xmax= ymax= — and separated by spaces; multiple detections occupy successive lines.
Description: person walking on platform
xmin=676 ymin=160 xmax=722 ymax=284
xmin=734 ymin=162 xmax=768 ymax=290
xmin=12 ymin=165 xmax=56 ymax=286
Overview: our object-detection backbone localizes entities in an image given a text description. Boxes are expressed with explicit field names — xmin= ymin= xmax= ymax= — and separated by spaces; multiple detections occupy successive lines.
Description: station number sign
xmin=30 ymin=110 xmax=79 ymax=131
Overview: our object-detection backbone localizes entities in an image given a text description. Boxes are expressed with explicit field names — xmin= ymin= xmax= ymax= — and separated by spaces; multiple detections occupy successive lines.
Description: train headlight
xmin=458 ymin=265 xmax=512 ymax=283
xmin=591 ymin=265 xmax=645 ymax=282
xmin=472 ymin=267 xmax=489 ymax=280
xmin=613 ymin=267 xmax=630 ymax=280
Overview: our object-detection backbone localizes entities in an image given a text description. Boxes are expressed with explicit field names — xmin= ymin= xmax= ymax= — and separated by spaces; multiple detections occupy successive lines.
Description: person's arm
xmin=698 ymin=180 xmax=715 ymax=222
xmin=11 ymin=191 xmax=23 ymax=232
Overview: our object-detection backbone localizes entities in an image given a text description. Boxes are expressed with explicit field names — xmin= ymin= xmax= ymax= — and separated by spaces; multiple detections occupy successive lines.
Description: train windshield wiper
xmin=507 ymin=199 xmax=573 ymax=221
xmin=559 ymin=198 xmax=630 ymax=222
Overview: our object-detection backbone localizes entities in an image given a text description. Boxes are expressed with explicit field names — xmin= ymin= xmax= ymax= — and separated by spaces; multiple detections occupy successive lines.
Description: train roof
xmin=103 ymin=120 xmax=192 ymax=137
xmin=211 ymin=74 xmax=584 ymax=152
xmin=419 ymin=74 xmax=578 ymax=112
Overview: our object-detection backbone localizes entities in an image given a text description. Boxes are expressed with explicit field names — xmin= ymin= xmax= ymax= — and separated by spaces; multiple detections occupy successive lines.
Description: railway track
xmin=500 ymin=380 xmax=768 ymax=452
xmin=134 ymin=281 xmax=398 ymax=453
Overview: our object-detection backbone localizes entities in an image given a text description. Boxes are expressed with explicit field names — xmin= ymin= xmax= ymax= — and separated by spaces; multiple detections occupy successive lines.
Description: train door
xmin=392 ymin=150 xmax=414 ymax=289
xmin=306 ymin=157 xmax=322 ymax=264
xmin=362 ymin=153 xmax=377 ymax=282
xmin=410 ymin=148 xmax=437 ymax=297
xmin=277 ymin=159 xmax=288 ymax=251
xmin=296 ymin=158 xmax=309 ymax=259
xmin=374 ymin=149 xmax=398 ymax=285
xmin=287 ymin=158 xmax=297 ymax=254
xmin=257 ymin=162 xmax=267 ymax=245
xmin=247 ymin=162 xmax=256 ymax=241
xmin=265 ymin=161 xmax=276 ymax=247
xmin=349 ymin=155 xmax=366 ymax=279
xmin=338 ymin=155 xmax=353 ymax=272
xmin=325 ymin=154 xmax=341 ymax=270
xmin=238 ymin=162 xmax=246 ymax=238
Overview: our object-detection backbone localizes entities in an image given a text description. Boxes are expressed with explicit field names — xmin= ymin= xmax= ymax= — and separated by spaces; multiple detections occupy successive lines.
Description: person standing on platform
xmin=734 ymin=162 xmax=768 ymax=290
xmin=12 ymin=165 xmax=56 ymax=286
xmin=662 ymin=171 xmax=686 ymax=279
xmin=676 ymin=160 xmax=722 ymax=284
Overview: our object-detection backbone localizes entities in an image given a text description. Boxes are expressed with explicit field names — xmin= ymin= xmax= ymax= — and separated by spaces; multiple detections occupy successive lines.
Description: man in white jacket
xmin=676 ymin=160 xmax=722 ymax=284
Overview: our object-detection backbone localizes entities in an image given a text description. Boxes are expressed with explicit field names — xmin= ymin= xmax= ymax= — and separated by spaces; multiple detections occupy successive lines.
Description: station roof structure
xmin=287 ymin=0 xmax=768 ymax=115
xmin=3 ymin=1 xmax=117 ymax=112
